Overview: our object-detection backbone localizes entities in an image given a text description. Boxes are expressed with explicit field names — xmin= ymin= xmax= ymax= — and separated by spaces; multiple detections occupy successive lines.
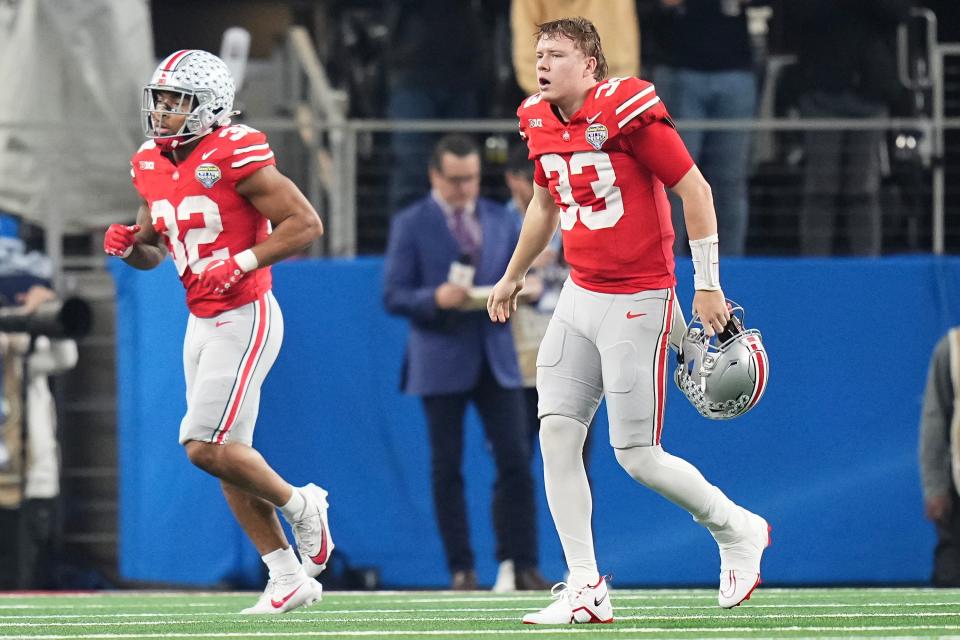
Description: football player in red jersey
xmin=488 ymin=19 xmax=770 ymax=623
xmin=104 ymin=50 xmax=332 ymax=614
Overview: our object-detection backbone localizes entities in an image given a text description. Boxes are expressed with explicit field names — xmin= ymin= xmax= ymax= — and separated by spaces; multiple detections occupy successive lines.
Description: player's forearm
xmin=680 ymin=184 xmax=718 ymax=241
xmin=249 ymin=212 xmax=323 ymax=268
xmin=125 ymin=243 xmax=166 ymax=270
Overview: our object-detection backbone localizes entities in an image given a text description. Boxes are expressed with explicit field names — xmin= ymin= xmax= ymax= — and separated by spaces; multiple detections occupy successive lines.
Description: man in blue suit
xmin=384 ymin=134 xmax=548 ymax=591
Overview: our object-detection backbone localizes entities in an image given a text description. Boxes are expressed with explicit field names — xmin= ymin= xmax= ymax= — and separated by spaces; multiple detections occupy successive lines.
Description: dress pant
xmin=422 ymin=359 xmax=536 ymax=574
xmin=798 ymin=90 xmax=886 ymax=256
xmin=934 ymin=490 xmax=960 ymax=587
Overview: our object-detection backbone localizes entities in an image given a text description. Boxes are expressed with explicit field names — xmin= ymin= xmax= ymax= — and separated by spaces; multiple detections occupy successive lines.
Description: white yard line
xmin=2 ymin=601 xmax=960 ymax=619
xmin=3 ymin=611 xmax=960 ymax=628
xmin=0 ymin=625 xmax=957 ymax=638
xmin=3 ymin=600 xmax=960 ymax=617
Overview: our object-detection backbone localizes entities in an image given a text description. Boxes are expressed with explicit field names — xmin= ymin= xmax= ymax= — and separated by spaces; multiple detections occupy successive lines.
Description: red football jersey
xmin=130 ymin=125 xmax=275 ymax=317
xmin=518 ymin=77 xmax=694 ymax=294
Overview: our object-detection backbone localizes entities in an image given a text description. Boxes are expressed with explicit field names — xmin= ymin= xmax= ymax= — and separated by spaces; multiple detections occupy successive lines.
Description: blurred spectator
xmin=919 ymin=328 xmax=960 ymax=587
xmin=0 ymin=285 xmax=78 ymax=498
xmin=385 ymin=0 xmax=491 ymax=212
xmin=502 ymin=145 xmax=562 ymax=448
xmin=383 ymin=134 xmax=548 ymax=592
xmin=501 ymin=145 xmax=595 ymax=530
xmin=648 ymin=0 xmax=761 ymax=256
xmin=511 ymin=0 xmax=639 ymax=97
xmin=0 ymin=228 xmax=78 ymax=588
xmin=790 ymin=0 xmax=911 ymax=256
xmin=0 ymin=216 xmax=55 ymax=475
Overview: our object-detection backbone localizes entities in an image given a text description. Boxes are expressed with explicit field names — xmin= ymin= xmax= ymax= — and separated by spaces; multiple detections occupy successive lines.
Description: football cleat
xmin=240 ymin=574 xmax=322 ymax=614
xmin=522 ymin=576 xmax=613 ymax=624
xmin=716 ymin=511 xmax=771 ymax=609
xmin=292 ymin=483 xmax=335 ymax=578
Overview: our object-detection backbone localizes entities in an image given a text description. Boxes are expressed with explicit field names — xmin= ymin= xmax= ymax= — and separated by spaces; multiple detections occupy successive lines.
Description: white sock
xmin=613 ymin=445 xmax=739 ymax=535
xmin=278 ymin=486 xmax=306 ymax=522
xmin=540 ymin=415 xmax=600 ymax=587
xmin=262 ymin=546 xmax=302 ymax=580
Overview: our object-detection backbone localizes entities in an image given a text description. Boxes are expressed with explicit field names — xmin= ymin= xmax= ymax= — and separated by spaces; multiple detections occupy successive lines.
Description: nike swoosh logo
xmin=594 ymin=593 xmax=607 ymax=607
xmin=586 ymin=112 xmax=602 ymax=124
xmin=215 ymin=320 xmax=232 ymax=327
xmin=270 ymin=584 xmax=302 ymax=609
xmin=201 ymin=148 xmax=217 ymax=160
xmin=625 ymin=311 xmax=646 ymax=319
xmin=309 ymin=520 xmax=330 ymax=565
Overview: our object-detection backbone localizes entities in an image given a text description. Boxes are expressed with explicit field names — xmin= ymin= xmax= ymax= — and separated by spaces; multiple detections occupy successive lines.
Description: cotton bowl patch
xmin=195 ymin=163 xmax=221 ymax=188
xmin=586 ymin=123 xmax=608 ymax=150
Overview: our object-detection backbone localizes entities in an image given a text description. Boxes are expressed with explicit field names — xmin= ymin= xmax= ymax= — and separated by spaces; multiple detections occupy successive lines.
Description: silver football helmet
xmin=142 ymin=50 xmax=237 ymax=147
xmin=674 ymin=300 xmax=769 ymax=420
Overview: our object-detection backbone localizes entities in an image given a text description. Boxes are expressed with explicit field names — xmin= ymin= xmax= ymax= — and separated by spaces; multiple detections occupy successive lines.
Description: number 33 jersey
xmin=130 ymin=125 xmax=275 ymax=317
xmin=518 ymin=77 xmax=695 ymax=294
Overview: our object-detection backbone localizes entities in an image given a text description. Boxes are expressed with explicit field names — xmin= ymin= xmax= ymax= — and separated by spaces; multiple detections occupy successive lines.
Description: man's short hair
xmin=535 ymin=17 xmax=608 ymax=82
xmin=505 ymin=144 xmax=534 ymax=178
xmin=430 ymin=134 xmax=480 ymax=171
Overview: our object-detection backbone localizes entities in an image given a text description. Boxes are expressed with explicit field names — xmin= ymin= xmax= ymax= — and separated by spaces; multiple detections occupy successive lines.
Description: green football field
xmin=1 ymin=587 xmax=959 ymax=639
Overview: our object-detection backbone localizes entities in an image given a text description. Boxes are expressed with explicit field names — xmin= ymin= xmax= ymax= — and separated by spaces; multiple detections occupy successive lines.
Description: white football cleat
xmin=716 ymin=511 xmax=771 ymax=609
xmin=521 ymin=576 xmax=613 ymax=624
xmin=292 ymin=483 xmax=335 ymax=578
xmin=240 ymin=573 xmax=322 ymax=614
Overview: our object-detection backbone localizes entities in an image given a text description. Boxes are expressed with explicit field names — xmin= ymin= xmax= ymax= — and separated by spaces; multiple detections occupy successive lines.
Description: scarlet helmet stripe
xmin=160 ymin=49 xmax=193 ymax=72
xmin=212 ymin=295 xmax=270 ymax=443
xmin=746 ymin=341 xmax=768 ymax=410
xmin=653 ymin=289 xmax=675 ymax=444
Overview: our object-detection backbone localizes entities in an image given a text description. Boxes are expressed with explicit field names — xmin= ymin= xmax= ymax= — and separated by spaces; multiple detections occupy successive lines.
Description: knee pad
xmin=614 ymin=445 xmax=672 ymax=489
xmin=539 ymin=414 xmax=588 ymax=462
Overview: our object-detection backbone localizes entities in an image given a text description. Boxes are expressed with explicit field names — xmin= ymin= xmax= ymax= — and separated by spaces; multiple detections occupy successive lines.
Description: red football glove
xmin=200 ymin=256 xmax=247 ymax=296
xmin=104 ymin=224 xmax=140 ymax=258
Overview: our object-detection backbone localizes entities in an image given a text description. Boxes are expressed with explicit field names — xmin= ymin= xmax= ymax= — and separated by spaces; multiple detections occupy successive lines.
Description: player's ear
xmin=584 ymin=56 xmax=598 ymax=80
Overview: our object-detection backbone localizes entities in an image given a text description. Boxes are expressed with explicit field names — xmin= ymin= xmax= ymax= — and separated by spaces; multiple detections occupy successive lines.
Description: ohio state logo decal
xmin=195 ymin=163 xmax=221 ymax=189
xmin=585 ymin=123 xmax=608 ymax=150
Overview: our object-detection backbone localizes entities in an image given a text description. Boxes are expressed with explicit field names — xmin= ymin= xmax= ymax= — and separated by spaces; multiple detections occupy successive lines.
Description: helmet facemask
xmin=143 ymin=89 xmax=195 ymax=151
xmin=674 ymin=301 xmax=769 ymax=420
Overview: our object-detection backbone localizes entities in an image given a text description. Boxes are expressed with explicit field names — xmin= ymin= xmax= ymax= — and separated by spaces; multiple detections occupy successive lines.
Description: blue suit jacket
xmin=383 ymin=196 xmax=523 ymax=396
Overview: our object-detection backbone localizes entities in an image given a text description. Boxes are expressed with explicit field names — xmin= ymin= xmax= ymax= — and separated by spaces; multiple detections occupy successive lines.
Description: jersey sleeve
xmin=533 ymin=157 xmax=548 ymax=188
xmin=129 ymin=154 xmax=148 ymax=200
xmin=221 ymin=128 xmax=277 ymax=183
xmin=517 ymin=93 xmax=546 ymax=160
xmin=624 ymin=120 xmax=695 ymax=188
xmin=601 ymin=77 xmax=673 ymax=137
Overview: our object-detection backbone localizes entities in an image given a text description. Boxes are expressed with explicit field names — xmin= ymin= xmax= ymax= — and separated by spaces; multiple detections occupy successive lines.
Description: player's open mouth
xmin=538 ymin=78 xmax=550 ymax=89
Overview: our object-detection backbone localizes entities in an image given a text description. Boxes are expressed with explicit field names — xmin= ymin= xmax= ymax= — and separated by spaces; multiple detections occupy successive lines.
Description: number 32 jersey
xmin=130 ymin=125 xmax=275 ymax=317
xmin=518 ymin=77 xmax=694 ymax=294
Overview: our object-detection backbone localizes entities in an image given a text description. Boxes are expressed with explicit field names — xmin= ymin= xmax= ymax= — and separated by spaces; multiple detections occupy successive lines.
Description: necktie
xmin=451 ymin=209 xmax=480 ymax=263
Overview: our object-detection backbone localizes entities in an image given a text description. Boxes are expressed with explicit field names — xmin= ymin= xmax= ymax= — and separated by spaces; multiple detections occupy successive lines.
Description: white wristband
xmin=234 ymin=248 xmax=259 ymax=273
xmin=120 ymin=244 xmax=135 ymax=259
xmin=689 ymin=234 xmax=720 ymax=291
